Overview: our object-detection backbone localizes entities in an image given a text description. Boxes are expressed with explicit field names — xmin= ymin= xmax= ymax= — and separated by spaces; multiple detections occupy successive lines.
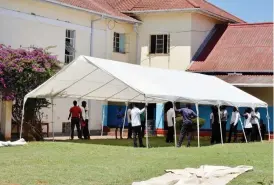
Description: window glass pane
xmin=164 ymin=35 xmax=167 ymax=54
xmin=150 ymin=35 xmax=156 ymax=53
xmin=157 ymin=35 xmax=163 ymax=40
xmin=119 ymin=34 xmax=125 ymax=53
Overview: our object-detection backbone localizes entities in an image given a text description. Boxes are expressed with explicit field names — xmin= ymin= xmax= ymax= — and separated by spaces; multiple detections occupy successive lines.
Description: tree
xmin=0 ymin=45 xmax=61 ymax=140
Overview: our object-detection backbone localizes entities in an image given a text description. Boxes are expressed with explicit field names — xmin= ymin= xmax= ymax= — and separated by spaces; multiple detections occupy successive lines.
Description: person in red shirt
xmin=68 ymin=100 xmax=82 ymax=140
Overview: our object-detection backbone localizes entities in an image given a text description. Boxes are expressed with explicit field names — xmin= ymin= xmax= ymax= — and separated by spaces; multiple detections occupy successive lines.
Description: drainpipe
xmin=89 ymin=15 xmax=104 ymax=131
xmin=134 ymin=23 xmax=140 ymax=65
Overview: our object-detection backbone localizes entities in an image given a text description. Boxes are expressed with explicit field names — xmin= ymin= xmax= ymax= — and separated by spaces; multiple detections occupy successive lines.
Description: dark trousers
xmin=211 ymin=123 xmax=221 ymax=144
xmin=82 ymin=119 xmax=90 ymax=139
xmin=228 ymin=123 xmax=238 ymax=143
xmin=71 ymin=117 xmax=82 ymax=139
xmin=221 ymin=121 xmax=227 ymax=143
xmin=243 ymin=128 xmax=252 ymax=142
xmin=133 ymin=125 xmax=144 ymax=147
xmin=178 ymin=124 xmax=192 ymax=147
xmin=141 ymin=121 xmax=145 ymax=138
xmin=166 ymin=126 xmax=174 ymax=143
xmin=128 ymin=123 xmax=132 ymax=139
xmin=251 ymin=124 xmax=259 ymax=141
xmin=115 ymin=126 xmax=122 ymax=139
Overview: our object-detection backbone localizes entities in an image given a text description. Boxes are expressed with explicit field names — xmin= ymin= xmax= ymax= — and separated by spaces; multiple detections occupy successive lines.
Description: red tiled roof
xmin=113 ymin=0 xmax=244 ymax=23
xmin=215 ymin=75 xmax=274 ymax=85
xmin=188 ymin=22 xmax=274 ymax=72
xmin=51 ymin=0 xmax=244 ymax=23
xmin=50 ymin=0 xmax=138 ymax=22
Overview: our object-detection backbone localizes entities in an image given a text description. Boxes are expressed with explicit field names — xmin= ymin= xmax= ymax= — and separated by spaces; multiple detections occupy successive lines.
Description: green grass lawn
xmin=0 ymin=138 xmax=272 ymax=185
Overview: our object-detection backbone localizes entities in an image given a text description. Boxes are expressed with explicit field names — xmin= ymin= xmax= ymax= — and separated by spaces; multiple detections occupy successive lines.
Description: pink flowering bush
xmin=0 ymin=44 xmax=60 ymax=140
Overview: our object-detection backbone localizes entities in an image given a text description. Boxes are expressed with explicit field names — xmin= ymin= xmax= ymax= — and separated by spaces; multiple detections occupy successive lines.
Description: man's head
xmin=255 ymin=108 xmax=259 ymax=112
xmin=233 ymin=107 xmax=238 ymax=112
xmin=220 ymin=105 xmax=226 ymax=110
xmin=186 ymin=103 xmax=192 ymax=109
xmin=73 ymin=100 xmax=77 ymax=106
xmin=132 ymin=103 xmax=137 ymax=108
xmin=82 ymin=101 xmax=87 ymax=107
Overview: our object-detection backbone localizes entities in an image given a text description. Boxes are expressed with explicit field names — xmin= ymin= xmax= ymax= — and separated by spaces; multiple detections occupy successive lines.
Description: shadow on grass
xmin=51 ymin=137 xmax=212 ymax=148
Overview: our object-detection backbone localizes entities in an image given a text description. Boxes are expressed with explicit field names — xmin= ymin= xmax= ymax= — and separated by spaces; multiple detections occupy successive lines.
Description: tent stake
xmin=217 ymin=105 xmax=224 ymax=145
xmin=195 ymin=103 xmax=200 ymax=148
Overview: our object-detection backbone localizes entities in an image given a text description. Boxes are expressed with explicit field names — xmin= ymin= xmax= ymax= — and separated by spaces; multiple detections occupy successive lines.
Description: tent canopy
xmin=25 ymin=56 xmax=267 ymax=107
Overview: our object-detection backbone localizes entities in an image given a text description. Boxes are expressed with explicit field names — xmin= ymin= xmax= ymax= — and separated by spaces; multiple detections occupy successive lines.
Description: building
xmin=188 ymin=22 xmax=273 ymax=134
xmin=0 ymin=0 xmax=272 ymax=137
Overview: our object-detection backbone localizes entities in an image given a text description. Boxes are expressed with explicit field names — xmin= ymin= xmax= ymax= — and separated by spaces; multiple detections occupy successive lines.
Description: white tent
xmin=19 ymin=56 xmax=270 ymax=147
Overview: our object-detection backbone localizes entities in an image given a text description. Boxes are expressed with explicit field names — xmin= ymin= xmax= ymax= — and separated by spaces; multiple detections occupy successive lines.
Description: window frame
xmin=149 ymin=34 xmax=170 ymax=55
xmin=65 ymin=29 xmax=76 ymax=64
xmin=113 ymin=32 xmax=128 ymax=54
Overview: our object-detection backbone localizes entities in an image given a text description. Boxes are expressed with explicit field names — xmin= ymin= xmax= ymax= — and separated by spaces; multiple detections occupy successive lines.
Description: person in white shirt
xmin=228 ymin=107 xmax=240 ymax=143
xmin=127 ymin=104 xmax=132 ymax=139
xmin=251 ymin=108 xmax=260 ymax=141
xmin=220 ymin=106 xmax=228 ymax=143
xmin=166 ymin=102 xmax=175 ymax=143
xmin=80 ymin=101 xmax=90 ymax=139
xmin=131 ymin=103 xmax=147 ymax=147
xmin=242 ymin=108 xmax=252 ymax=142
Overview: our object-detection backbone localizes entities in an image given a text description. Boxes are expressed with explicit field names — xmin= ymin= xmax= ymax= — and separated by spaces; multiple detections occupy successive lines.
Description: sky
xmin=208 ymin=0 xmax=273 ymax=23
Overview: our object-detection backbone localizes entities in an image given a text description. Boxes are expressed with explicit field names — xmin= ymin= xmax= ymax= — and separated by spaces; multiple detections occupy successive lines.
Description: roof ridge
xmin=202 ymin=0 xmax=245 ymax=23
xmin=185 ymin=0 xmax=200 ymax=8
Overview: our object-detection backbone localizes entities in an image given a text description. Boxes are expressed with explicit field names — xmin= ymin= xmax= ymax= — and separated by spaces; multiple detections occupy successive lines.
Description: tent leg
xmin=239 ymin=118 xmax=247 ymax=143
xmin=195 ymin=103 xmax=200 ymax=148
xmin=19 ymin=99 xmax=27 ymax=139
xmin=122 ymin=103 xmax=128 ymax=138
xmin=217 ymin=105 xmax=224 ymax=145
xmin=51 ymin=98 xmax=54 ymax=142
xmin=257 ymin=122 xmax=263 ymax=143
xmin=173 ymin=102 xmax=177 ymax=147
xmin=101 ymin=105 xmax=105 ymax=136
xmin=145 ymin=100 xmax=149 ymax=149
xmin=266 ymin=107 xmax=270 ymax=141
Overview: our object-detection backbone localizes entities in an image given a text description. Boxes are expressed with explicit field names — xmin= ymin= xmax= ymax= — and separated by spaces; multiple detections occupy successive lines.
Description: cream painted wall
xmin=138 ymin=13 xmax=192 ymax=70
xmin=240 ymin=87 xmax=273 ymax=106
xmin=191 ymin=13 xmax=221 ymax=58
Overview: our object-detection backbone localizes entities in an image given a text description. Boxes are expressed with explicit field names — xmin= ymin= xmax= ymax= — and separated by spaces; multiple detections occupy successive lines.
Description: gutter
xmin=122 ymin=8 xmax=238 ymax=23
xmin=40 ymin=0 xmax=141 ymax=24
xmin=232 ymin=83 xmax=274 ymax=88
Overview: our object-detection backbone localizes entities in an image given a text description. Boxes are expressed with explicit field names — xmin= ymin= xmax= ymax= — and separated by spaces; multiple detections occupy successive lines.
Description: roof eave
xmin=41 ymin=0 xmax=141 ymax=24
xmin=232 ymin=83 xmax=274 ymax=88
xmin=122 ymin=8 xmax=241 ymax=23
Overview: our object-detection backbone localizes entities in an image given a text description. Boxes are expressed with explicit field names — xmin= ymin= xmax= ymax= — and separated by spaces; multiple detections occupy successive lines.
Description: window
xmin=150 ymin=34 xmax=170 ymax=54
xmin=65 ymin=30 xmax=76 ymax=64
xmin=113 ymin=32 xmax=129 ymax=54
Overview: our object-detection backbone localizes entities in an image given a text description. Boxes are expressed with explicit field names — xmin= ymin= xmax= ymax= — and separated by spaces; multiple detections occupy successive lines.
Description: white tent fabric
xmin=24 ymin=56 xmax=267 ymax=107
xmin=132 ymin=165 xmax=253 ymax=185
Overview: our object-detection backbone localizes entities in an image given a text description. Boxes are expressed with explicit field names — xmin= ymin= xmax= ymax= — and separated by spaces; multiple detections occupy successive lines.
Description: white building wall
xmin=0 ymin=0 xmax=136 ymax=134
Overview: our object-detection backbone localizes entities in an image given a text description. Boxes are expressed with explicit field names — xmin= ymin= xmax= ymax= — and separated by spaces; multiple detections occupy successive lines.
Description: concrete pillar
xmin=155 ymin=103 xmax=165 ymax=136
xmin=1 ymin=101 xmax=12 ymax=140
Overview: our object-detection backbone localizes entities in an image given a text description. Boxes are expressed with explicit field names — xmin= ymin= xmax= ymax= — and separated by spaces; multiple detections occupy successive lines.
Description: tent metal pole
xmin=266 ymin=107 xmax=270 ymax=141
xmin=257 ymin=121 xmax=263 ymax=143
xmin=195 ymin=103 xmax=200 ymax=148
xmin=239 ymin=118 xmax=247 ymax=143
xmin=122 ymin=103 xmax=128 ymax=137
xmin=173 ymin=102 xmax=177 ymax=147
xmin=19 ymin=98 xmax=27 ymax=139
xmin=51 ymin=98 xmax=55 ymax=141
xmin=145 ymin=97 xmax=149 ymax=149
xmin=101 ymin=104 xmax=105 ymax=136
xmin=217 ymin=105 xmax=224 ymax=145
